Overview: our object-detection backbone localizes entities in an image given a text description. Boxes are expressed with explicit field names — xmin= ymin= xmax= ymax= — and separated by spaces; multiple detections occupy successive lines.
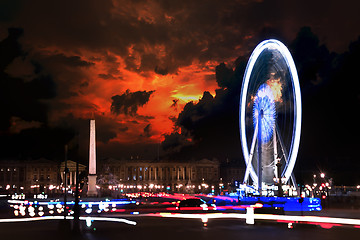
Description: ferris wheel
xmin=239 ymin=39 xmax=302 ymax=191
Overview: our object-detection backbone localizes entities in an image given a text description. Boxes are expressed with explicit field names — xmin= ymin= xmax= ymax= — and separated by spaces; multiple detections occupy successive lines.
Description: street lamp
xmin=219 ymin=178 xmax=224 ymax=195
xmin=320 ymin=173 xmax=325 ymax=178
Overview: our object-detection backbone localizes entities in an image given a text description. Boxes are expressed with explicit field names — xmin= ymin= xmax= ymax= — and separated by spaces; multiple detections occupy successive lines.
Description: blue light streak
xmin=8 ymin=199 xmax=136 ymax=206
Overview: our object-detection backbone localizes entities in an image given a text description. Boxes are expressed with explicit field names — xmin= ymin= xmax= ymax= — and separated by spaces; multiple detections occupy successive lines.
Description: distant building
xmin=26 ymin=158 xmax=60 ymax=194
xmin=0 ymin=160 xmax=27 ymax=193
xmin=60 ymin=160 xmax=87 ymax=187
xmin=97 ymin=158 xmax=220 ymax=193
xmin=0 ymin=158 xmax=59 ymax=194
xmin=220 ymin=161 xmax=244 ymax=184
xmin=0 ymin=159 xmax=85 ymax=195
xmin=220 ymin=161 xmax=245 ymax=192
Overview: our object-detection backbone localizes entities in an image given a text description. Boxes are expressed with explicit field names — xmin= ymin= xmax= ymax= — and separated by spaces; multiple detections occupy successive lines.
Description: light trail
xmin=153 ymin=212 xmax=360 ymax=228
xmin=1 ymin=212 xmax=359 ymax=229
xmin=0 ymin=216 xmax=137 ymax=225
xmin=79 ymin=216 xmax=137 ymax=225
xmin=8 ymin=199 xmax=135 ymax=206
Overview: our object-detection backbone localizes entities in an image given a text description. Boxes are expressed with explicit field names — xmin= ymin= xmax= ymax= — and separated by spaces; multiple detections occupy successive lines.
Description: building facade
xmin=0 ymin=158 xmax=60 ymax=194
xmin=97 ymin=158 xmax=220 ymax=193
xmin=0 ymin=159 xmax=85 ymax=195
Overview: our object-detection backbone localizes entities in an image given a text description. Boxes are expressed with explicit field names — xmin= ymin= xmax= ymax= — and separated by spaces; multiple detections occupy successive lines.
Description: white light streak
xmin=156 ymin=212 xmax=360 ymax=227
xmin=0 ymin=216 xmax=137 ymax=226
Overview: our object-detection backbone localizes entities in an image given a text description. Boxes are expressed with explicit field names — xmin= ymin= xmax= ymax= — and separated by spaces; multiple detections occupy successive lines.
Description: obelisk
xmin=87 ymin=119 xmax=97 ymax=196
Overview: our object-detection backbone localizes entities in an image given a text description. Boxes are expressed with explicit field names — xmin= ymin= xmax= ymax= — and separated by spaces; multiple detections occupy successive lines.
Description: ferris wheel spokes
xmin=243 ymin=121 xmax=298 ymax=190
xmin=243 ymin=122 xmax=259 ymax=185
xmin=274 ymin=122 xmax=297 ymax=188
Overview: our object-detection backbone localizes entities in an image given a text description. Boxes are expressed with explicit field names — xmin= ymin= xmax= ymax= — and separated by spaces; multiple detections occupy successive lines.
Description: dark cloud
xmin=215 ymin=63 xmax=234 ymax=89
xmin=118 ymin=126 xmax=128 ymax=132
xmin=0 ymin=28 xmax=56 ymax=131
xmin=1 ymin=0 xmax=359 ymax=76
xmin=111 ymin=89 xmax=155 ymax=116
xmin=0 ymin=28 xmax=23 ymax=72
xmin=42 ymin=54 xmax=94 ymax=68
xmin=0 ymin=29 xmax=96 ymax=161
xmin=0 ymin=0 xmax=21 ymax=22
xmin=170 ymin=99 xmax=179 ymax=109
xmin=142 ymin=124 xmax=151 ymax=138
xmin=154 ymin=65 xmax=168 ymax=75
xmin=22 ymin=51 xmax=96 ymax=110
xmin=98 ymin=73 xmax=115 ymax=79
xmin=161 ymin=132 xmax=192 ymax=153
xmin=291 ymin=29 xmax=360 ymax=184
xmin=0 ymin=126 xmax=75 ymax=160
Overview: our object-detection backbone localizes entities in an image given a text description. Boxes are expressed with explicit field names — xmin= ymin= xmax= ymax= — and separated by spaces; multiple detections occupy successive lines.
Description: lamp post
xmin=64 ymin=145 xmax=68 ymax=219
xmin=73 ymin=156 xmax=80 ymax=234
xmin=276 ymin=161 xmax=283 ymax=197
xmin=58 ymin=145 xmax=70 ymax=234
xmin=219 ymin=178 xmax=223 ymax=195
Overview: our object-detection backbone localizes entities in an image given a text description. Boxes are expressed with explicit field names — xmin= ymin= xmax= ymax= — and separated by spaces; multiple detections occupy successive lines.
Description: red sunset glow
xmin=44 ymin=47 xmax=220 ymax=145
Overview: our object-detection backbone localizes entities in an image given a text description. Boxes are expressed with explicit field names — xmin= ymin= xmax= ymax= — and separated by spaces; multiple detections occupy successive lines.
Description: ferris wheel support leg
xmin=273 ymin=124 xmax=279 ymax=179
xmin=275 ymin=123 xmax=290 ymax=176
xmin=290 ymin=173 xmax=298 ymax=191
xmin=275 ymin=124 xmax=300 ymax=195
xmin=243 ymin=123 xmax=259 ymax=185
xmin=257 ymin=114 xmax=262 ymax=194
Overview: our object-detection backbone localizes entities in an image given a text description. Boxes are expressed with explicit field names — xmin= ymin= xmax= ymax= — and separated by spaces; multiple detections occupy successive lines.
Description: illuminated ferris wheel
xmin=239 ymin=39 xmax=302 ymax=191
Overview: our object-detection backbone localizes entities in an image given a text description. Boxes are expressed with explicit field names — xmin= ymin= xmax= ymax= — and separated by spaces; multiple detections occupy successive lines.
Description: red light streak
xmin=307 ymin=222 xmax=342 ymax=229
xmin=154 ymin=212 xmax=360 ymax=229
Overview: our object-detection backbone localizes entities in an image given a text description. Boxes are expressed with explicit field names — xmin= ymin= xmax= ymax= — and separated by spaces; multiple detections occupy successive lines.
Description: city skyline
xmin=0 ymin=0 xmax=359 ymax=185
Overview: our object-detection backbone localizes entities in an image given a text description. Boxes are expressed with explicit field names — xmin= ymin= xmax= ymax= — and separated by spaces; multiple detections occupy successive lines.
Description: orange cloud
xmin=266 ymin=74 xmax=283 ymax=103
xmin=43 ymin=47 xmax=220 ymax=146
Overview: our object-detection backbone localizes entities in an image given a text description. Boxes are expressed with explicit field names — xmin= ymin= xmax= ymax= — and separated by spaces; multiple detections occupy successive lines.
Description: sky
xmin=0 ymin=0 xmax=359 ymax=184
